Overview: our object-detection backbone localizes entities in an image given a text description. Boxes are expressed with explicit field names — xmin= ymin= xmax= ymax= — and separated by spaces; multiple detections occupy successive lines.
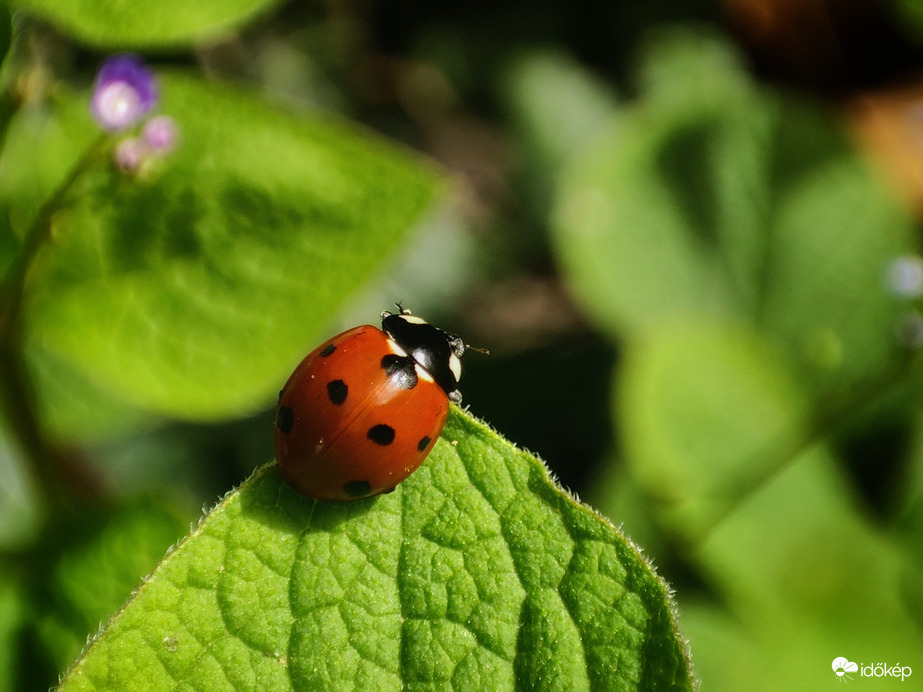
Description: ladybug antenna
xmin=466 ymin=343 xmax=490 ymax=356
xmin=394 ymin=301 xmax=410 ymax=315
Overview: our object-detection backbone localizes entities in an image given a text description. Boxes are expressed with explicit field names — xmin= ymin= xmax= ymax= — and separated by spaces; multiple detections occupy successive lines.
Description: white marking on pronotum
xmin=448 ymin=353 xmax=462 ymax=383
xmin=386 ymin=338 xmax=408 ymax=358
xmin=415 ymin=364 xmax=435 ymax=383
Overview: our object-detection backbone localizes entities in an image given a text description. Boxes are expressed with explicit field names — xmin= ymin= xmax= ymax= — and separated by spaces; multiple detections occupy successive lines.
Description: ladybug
xmin=274 ymin=306 xmax=469 ymax=501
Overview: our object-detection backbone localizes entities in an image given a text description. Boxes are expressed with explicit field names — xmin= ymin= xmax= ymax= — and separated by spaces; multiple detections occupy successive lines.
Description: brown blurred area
xmin=725 ymin=0 xmax=923 ymax=212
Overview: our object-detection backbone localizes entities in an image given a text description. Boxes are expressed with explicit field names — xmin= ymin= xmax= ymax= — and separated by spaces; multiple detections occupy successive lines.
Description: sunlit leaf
xmin=17 ymin=72 xmax=442 ymax=427
xmin=59 ymin=410 xmax=694 ymax=691
xmin=14 ymin=0 xmax=281 ymax=48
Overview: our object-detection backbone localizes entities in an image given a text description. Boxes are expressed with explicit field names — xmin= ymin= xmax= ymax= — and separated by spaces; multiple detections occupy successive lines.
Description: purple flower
xmin=90 ymin=54 xmax=158 ymax=132
xmin=142 ymin=115 xmax=178 ymax=152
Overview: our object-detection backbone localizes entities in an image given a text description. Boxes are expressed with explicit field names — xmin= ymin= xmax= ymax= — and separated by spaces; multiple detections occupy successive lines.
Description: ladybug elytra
xmin=274 ymin=306 xmax=470 ymax=501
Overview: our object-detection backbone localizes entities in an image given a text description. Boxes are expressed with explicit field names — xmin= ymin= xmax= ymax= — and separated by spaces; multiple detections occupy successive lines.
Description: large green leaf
xmin=513 ymin=26 xmax=923 ymax=692
xmin=28 ymin=501 xmax=189 ymax=677
xmin=15 ymin=72 xmax=442 ymax=427
xmin=618 ymin=321 xmax=807 ymax=527
xmin=616 ymin=317 xmax=923 ymax=686
xmin=682 ymin=445 xmax=923 ymax=689
xmin=13 ymin=0 xmax=281 ymax=49
xmin=58 ymin=410 xmax=693 ymax=691
xmin=612 ymin=316 xmax=923 ymax=686
xmin=552 ymin=30 xmax=912 ymax=397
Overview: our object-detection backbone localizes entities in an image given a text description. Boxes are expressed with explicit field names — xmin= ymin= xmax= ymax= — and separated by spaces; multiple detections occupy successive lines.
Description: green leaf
xmin=48 ymin=502 xmax=188 ymax=633
xmin=13 ymin=0 xmax=281 ymax=49
xmin=618 ymin=321 xmax=807 ymax=528
xmin=58 ymin=410 xmax=693 ymax=691
xmin=896 ymin=0 xmax=923 ymax=39
xmin=19 ymin=72 xmax=443 ymax=426
xmin=613 ymin=316 xmax=923 ymax=687
xmin=504 ymin=50 xmax=619 ymax=180
xmin=681 ymin=445 xmax=923 ymax=689
xmin=552 ymin=29 xmax=912 ymax=396
xmin=0 ymin=501 xmax=189 ymax=689
xmin=502 ymin=50 xmax=620 ymax=226
xmin=0 ymin=573 xmax=24 ymax=692
xmin=552 ymin=33 xmax=765 ymax=334
xmin=23 ymin=344 xmax=154 ymax=443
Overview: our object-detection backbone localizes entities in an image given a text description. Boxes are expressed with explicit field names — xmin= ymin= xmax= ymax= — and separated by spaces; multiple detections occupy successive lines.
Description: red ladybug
xmin=274 ymin=306 xmax=468 ymax=501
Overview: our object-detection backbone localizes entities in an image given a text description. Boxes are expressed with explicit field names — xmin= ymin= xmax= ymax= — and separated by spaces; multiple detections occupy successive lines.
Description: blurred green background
xmin=4 ymin=0 xmax=923 ymax=689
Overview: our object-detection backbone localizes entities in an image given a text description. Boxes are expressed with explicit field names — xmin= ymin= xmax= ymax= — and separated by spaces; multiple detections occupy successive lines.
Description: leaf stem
xmin=0 ymin=133 xmax=108 ymax=333
xmin=686 ymin=348 xmax=921 ymax=543
xmin=0 ymin=132 xmax=110 ymax=511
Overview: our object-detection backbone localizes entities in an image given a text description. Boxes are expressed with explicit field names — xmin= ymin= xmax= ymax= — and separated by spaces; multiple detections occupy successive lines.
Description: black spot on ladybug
xmin=320 ymin=343 xmax=336 ymax=357
xmin=417 ymin=436 xmax=432 ymax=452
xmin=327 ymin=379 xmax=348 ymax=405
xmin=381 ymin=354 xmax=418 ymax=390
xmin=367 ymin=424 xmax=396 ymax=446
xmin=343 ymin=480 xmax=372 ymax=498
xmin=276 ymin=406 xmax=294 ymax=434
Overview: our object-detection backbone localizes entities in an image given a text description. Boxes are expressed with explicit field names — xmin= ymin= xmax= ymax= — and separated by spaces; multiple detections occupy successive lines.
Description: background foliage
xmin=3 ymin=0 xmax=923 ymax=689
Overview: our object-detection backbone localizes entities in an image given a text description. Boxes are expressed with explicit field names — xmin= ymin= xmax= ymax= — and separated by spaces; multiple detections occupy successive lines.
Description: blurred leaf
xmin=552 ymin=33 xmax=768 ymax=333
xmin=25 ymin=345 xmax=154 ymax=443
xmin=505 ymin=50 xmax=619 ymax=177
xmin=503 ymin=50 xmax=620 ymax=230
xmin=552 ymin=29 xmax=912 ymax=396
xmin=0 ymin=572 xmax=24 ymax=692
xmin=618 ymin=320 xmax=807 ymax=528
xmin=0 ymin=3 xmax=10 ymax=65
xmin=897 ymin=0 xmax=923 ymax=40
xmin=683 ymin=446 xmax=923 ymax=688
xmin=758 ymin=155 xmax=911 ymax=393
xmin=59 ymin=410 xmax=693 ymax=691
xmin=613 ymin=313 xmax=923 ymax=687
xmin=28 ymin=501 xmax=188 ymax=675
xmin=634 ymin=27 xmax=754 ymax=108
xmin=48 ymin=502 xmax=187 ymax=633
xmin=0 ymin=430 xmax=39 ymax=547
xmin=13 ymin=0 xmax=281 ymax=49
xmin=0 ymin=99 xmax=86 ymax=244
xmin=16 ymin=72 xmax=443 ymax=428
xmin=897 ymin=438 xmax=923 ymax=632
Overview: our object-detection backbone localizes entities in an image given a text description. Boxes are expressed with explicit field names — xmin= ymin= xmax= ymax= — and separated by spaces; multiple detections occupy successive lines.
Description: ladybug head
xmin=381 ymin=307 xmax=465 ymax=403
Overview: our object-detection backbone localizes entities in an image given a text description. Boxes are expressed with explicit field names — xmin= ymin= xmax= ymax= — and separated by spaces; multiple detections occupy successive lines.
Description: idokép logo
xmin=832 ymin=658 xmax=859 ymax=682
xmin=832 ymin=657 xmax=912 ymax=683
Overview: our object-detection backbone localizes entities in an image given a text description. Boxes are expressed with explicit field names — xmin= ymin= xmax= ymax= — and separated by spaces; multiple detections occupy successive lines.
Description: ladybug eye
xmin=448 ymin=335 xmax=465 ymax=358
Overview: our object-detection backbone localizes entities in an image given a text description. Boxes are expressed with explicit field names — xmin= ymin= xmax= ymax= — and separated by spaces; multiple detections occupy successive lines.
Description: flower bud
xmin=142 ymin=115 xmax=178 ymax=152
xmin=90 ymin=54 xmax=157 ymax=132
